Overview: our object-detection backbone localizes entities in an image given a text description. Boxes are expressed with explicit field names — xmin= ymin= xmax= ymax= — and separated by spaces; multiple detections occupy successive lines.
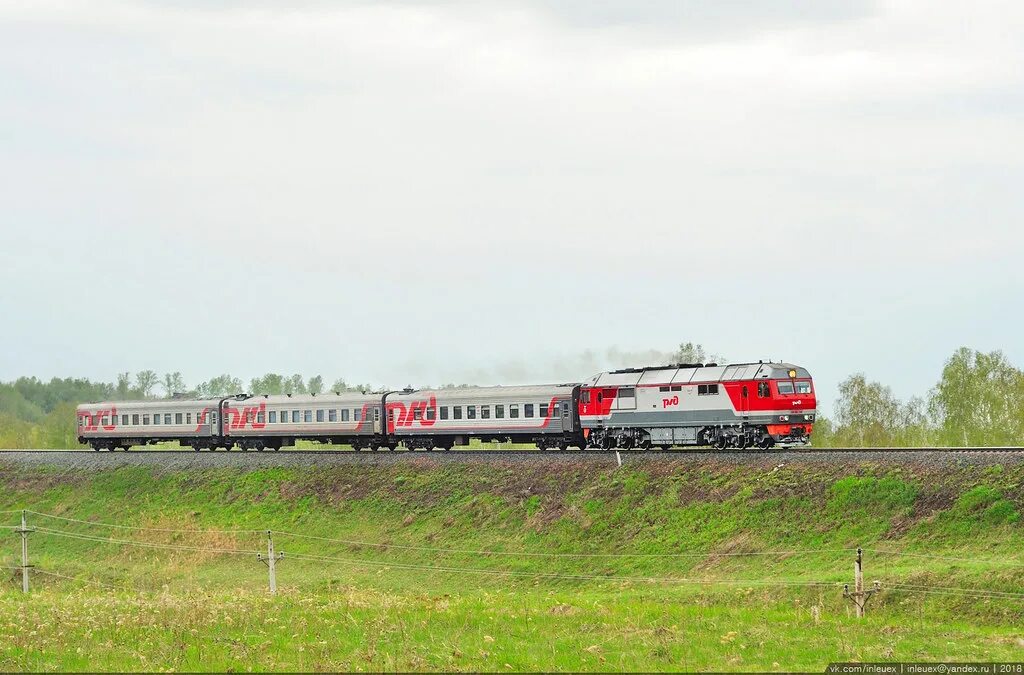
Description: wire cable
xmin=34 ymin=526 xmax=261 ymax=556
xmin=283 ymin=549 xmax=843 ymax=587
xmin=26 ymin=510 xmax=262 ymax=535
xmin=272 ymin=530 xmax=856 ymax=559
xmin=886 ymin=582 xmax=1024 ymax=599
xmin=32 ymin=568 xmax=118 ymax=590
xmin=865 ymin=548 xmax=1024 ymax=567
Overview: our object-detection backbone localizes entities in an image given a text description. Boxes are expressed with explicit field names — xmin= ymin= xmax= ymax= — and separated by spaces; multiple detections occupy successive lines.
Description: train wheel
xmin=759 ymin=436 xmax=774 ymax=450
xmin=716 ymin=435 xmax=728 ymax=450
xmin=638 ymin=439 xmax=652 ymax=450
xmin=254 ymin=440 xmax=265 ymax=452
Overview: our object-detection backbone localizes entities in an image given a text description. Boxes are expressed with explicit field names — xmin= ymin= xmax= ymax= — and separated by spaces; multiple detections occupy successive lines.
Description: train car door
xmin=740 ymin=385 xmax=749 ymax=420
xmin=373 ymin=406 xmax=382 ymax=434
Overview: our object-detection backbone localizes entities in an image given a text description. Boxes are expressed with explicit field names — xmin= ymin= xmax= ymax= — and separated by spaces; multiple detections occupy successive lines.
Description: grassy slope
xmin=1 ymin=459 xmax=1024 ymax=671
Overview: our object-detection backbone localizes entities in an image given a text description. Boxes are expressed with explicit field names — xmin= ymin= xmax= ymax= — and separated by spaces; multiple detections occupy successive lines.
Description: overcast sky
xmin=1 ymin=0 xmax=1021 ymax=413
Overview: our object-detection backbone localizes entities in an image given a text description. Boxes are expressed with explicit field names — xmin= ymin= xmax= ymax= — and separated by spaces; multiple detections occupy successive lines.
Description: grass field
xmin=1 ymin=459 xmax=1023 ymax=671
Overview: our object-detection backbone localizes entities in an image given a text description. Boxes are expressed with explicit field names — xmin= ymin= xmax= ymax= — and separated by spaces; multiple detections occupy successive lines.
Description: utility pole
xmin=257 ymin=530 xmax=284 ymax=594
xmin=843 ymin=547 xmax=879 ymax=618
xmin=15 ymin=510 xmax=34 ymax=594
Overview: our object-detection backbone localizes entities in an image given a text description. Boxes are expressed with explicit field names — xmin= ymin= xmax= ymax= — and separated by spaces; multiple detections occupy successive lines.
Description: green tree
xmin=833 ymin=373 xmax=903 ymax=446
xmin=283 ymin=374 xmax=307 ymax=395
xmin=250 ymin=373 xmax=285 ymax=395
xmin=197 ymin=374 xmax=243 ymax=398
xmin=161 ymin=372 xmax=186 ymax=397
xmin=135 ymin=371 xmax=159 ymax=398
xmin=929 ymin=348 xmax=1024 ymax=446
xmin=116 ymin=372 xmax=132 ymax=399
xmin=307 ymin=375 xmax=324 ymax=395
xmin=673 ymin=342 xmax=724 ymax=365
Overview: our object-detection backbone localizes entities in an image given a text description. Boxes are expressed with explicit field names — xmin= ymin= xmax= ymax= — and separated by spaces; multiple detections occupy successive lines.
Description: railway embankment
xmin=2 ymin=455 xmax=1024 ymax=669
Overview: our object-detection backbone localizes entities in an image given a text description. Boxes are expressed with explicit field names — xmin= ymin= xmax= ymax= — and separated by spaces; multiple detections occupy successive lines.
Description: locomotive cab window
xmin=796 ymin=381 xmax=812 ymax=394
xmin=582 ymin=391 xmax=591 ymax=404
xmin=777 ymin=382 xmax=795 ymax=395
xmin=758 ymin=382 xmax=770 ymax=398
xmin=697 ymin=384 xmax=719 ymax=396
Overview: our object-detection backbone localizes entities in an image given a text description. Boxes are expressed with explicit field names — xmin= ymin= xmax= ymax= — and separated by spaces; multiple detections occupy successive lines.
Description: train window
xmin=698 ymin=384 xmax=719 ymax=396
xmin=374 ymin=408 xmax=380 ymax=421
xmin=316 ymin=409 xmax=325 ymax=423
xmin=510 ymin=404 xmax=519 ymax=418
xmin=413 ymin=407 xmax=422 ymax=421
xmin=796 ymin=381 xmax=812 ymax=394
xmin=101 ymin=416 xmax=109 ymax=426
xmin=257 ymin=411 xmax=265 ymax=424
xmin=211 ymin=412 xmax=217 ymax=424
xmin=121 ymin=414 xmax=128 ymax=425
xmin=426 ymin=407 xmax=435 ymax=421
xmin=582 ymin=391 xmax=591 ymax=404
xmin=525 ymin=404 xmax=534 ymax=418
xmin=269 ymin=411 xmax=277 ymax=423
xmin=562 ymin=402 xmax=570 ymax=417
xmin=342 ymin=409 xmax=350 ymax=422
xmin=354 ymin=409 xmax=362 ymax=422
xmin=540 ymin=404 xmax=549 ymax=417
xmin=777 ymin=382 xmax=794 ymax=395
xmin=453 ymin=406 xmax=462 ymax=419
xmin=758 ymin=382 xmax=770 ymax=398
xmin=301 ymin=410 xmax=310 ymax=423
xmin=495 ymin=404 xmax=504 ymax=419
xmin=467 ymin=405 xmax=476 ymax=419
xmin=620 ymin=387 xmax=635 ymax=398
xmin=185 ymin=413 xmax=191 ymax=425
xmin=671 ymin=385 xmax=682 ymax=392
xmin=77 ymin=417 xmax=83 ymax=427
xmin=164 ymin=414 xmax=172 ymax=424
xmin=143 ymin=414 xmax=150 ymax=425
xmin=176 ymin=413 xmax=183 ymax=424
xmin=153 ymin=414 xmax=161 ymax=425
xmin=440 ymin=406 xmax=449 ymax=420
xmin=481 ymin=405 xmax=490 ymax=419
xmin=328 ymin=409 xmax=337 ymax=422
xmin=132 ymin=414 xmax=140 ymax=425
xmin=659 ymin=386 xmax=670 ymax=392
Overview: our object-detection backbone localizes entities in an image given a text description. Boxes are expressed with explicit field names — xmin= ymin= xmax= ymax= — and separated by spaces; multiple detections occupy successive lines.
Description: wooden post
xmin=257 ymin=530 xmax=284 ymax=594
xmin=843 ymin=547 xmax=879 ymax=618
xmin=16 ymin=510 xmax=33 ymax=594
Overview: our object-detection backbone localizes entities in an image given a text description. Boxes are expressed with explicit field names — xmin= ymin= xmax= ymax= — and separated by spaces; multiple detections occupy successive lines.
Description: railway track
xmin=0 ymin=447 xmax=1022 ymax=455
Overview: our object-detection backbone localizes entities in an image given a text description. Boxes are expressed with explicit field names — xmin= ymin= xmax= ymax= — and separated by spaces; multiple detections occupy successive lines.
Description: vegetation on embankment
xmin=1 ymin=459 xmax=1024 ymax=670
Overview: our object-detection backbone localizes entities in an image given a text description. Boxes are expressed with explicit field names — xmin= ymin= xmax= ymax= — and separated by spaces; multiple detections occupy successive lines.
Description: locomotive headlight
xmin=805 ymin=414 xmax=815 ymax=421
xmin=779 ymin=415 xmax=790 ymax=422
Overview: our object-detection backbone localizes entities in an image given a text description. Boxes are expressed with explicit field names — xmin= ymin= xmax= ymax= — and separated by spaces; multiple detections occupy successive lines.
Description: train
xmin=76 ymin=361 xmax=816 ymax=451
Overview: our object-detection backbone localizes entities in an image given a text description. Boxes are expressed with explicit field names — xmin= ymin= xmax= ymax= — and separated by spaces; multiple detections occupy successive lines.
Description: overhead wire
xmin=33 ymin=526 xmax=260 ymax=556
xmin=26 ymin=510 xmax=262 ymax=535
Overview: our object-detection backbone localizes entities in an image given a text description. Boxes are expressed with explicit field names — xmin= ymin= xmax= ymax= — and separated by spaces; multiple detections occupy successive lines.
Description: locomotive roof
xmin=586 ymin=362 xmax=811 ymax=387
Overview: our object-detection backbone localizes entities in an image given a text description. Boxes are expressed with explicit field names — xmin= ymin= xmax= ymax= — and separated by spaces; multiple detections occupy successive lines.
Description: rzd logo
xmin=662 ymin=395 xmax=679 ymax=409
xmin=223 ymin=401 xmax=267 ymax=430
xmin=387 ymin=396 xmax=438 ymax=431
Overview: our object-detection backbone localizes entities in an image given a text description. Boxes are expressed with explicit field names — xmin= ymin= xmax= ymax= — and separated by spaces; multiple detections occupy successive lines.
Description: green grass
xmin=1 ymin=459 xmax=1024 ymax=671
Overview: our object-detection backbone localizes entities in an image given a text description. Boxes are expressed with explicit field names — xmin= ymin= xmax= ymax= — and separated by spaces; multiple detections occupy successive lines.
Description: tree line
xmin=0 ymin=345 xmax=1020 ymax=448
